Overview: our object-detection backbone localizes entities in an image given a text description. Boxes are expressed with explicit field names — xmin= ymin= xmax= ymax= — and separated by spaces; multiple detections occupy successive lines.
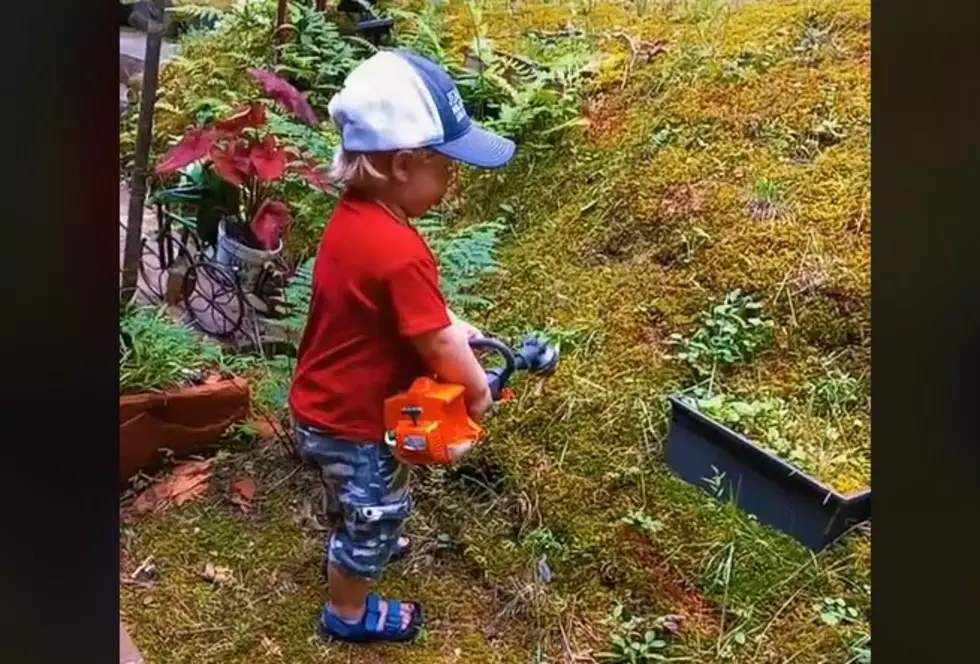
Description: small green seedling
xmin=815 ymin=597 xmax=861 ymax=626
xmin=599 ymin=604 xmax=672 ymax=663
xmin=522 ymin=528 xmax=567 ymax=559
xmin=620 ymin=510 xmax=663 ymax=537
xmin=667 ymin=290 xmax=775 ymax=377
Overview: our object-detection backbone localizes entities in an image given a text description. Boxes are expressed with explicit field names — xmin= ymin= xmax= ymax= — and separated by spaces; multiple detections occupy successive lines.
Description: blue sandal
xmin=318 ymin=592 xmax=424 ymax=643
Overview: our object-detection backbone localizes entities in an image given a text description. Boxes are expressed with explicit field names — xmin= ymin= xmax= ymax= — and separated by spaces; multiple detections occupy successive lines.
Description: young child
xmin=288 ymin=49 xmax=516 ymax=643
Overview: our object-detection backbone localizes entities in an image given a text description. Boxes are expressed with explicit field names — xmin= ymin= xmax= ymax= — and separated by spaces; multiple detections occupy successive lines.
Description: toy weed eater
xmin=384 ymin=336 xmax=560 ymax=465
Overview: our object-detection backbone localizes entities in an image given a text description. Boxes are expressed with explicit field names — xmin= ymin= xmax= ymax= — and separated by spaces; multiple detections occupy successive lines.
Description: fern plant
xmin=281 ymin=257 xmax=315 ymax=335
xmin=277 ymin=2 xmax=373 ymax=111
xmin=168 ymin=0 xmax=231 ymax=27
xmin=415 ymin=213 xmax=506 ymax=312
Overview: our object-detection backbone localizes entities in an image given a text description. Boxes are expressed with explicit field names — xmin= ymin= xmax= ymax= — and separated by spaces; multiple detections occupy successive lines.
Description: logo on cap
xmin=446 ymin=88 xmax=467 ymax=123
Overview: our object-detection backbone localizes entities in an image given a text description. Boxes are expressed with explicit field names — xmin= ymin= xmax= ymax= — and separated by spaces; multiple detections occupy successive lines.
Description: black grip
xmin=469 ymin=338 xmax=517 ymax=399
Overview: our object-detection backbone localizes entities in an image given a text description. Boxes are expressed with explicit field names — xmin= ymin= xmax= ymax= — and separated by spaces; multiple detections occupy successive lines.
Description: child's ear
xmin=390 ymin=151 xmax=413 ymax=184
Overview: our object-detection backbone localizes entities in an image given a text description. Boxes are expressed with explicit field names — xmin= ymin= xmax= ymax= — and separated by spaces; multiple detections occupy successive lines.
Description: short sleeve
xmin=387 ymin=256 xmax=452 ymax=337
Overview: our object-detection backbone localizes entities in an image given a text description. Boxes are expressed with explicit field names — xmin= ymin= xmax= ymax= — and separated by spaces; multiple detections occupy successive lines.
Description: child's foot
xmin=319 ymin=592 xmax=424 ymax=642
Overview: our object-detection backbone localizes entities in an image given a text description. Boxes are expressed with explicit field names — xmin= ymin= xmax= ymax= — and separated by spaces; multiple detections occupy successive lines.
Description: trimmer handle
xmin=468 ymin=338 xmax=517 ymax=400
xmin=468 ymin=335 xmax=560 ymax=401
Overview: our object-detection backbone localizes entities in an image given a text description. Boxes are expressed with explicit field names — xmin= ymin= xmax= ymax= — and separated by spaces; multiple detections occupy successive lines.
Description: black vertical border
xmin=1 ymin=1 xmax=120 ymax=662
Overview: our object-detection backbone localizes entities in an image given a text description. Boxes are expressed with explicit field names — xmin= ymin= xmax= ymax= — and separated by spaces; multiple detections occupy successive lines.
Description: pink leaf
xmin=249 ymin=135 xmax=288 ymax=182
xmin=215 ymin=102 xmax=267 ymax=136
xmin=209 ymin=141 xmax=252 ymax=187
xmin=289 ymin=158 xmax=338 ymax=195
xmin=156 ymin=128 xmax=218 ymax=174
xmin=250 ymin=200 xmax=290 ymax=251
xmin=249 ymin=68 xmax=319 ymax=126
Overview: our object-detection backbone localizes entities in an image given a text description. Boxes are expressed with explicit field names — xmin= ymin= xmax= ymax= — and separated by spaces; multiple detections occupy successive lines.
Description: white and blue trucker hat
xmin=327 ymin=49 xmax=516 ymax=169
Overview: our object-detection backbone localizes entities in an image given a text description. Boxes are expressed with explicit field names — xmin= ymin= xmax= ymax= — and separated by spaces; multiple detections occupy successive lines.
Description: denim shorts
xmin=292 ymin=420 xmax=411 ymax=580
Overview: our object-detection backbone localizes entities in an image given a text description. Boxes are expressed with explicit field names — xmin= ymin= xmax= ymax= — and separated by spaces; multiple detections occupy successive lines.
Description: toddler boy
xmin=289 ymin=49 xmax=516 ymax=643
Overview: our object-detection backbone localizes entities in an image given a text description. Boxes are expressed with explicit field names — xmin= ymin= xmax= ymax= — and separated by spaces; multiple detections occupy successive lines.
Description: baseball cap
xmin=327 ymin=49 xmax=516 ymax=169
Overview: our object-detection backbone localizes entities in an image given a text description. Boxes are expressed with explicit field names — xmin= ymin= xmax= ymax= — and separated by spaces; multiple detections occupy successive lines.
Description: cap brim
xmin=430 ymin=124 xmax=516 ymax=169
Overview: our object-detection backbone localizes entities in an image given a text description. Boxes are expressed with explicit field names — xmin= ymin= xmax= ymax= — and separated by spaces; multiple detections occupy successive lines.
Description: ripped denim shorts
xmin=292 ymin=419 xmax=412 ymax=580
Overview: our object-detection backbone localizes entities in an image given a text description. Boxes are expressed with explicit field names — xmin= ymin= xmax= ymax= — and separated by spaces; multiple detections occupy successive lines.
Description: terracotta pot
xmin=120 ymin=377 xmax=250 ymax=483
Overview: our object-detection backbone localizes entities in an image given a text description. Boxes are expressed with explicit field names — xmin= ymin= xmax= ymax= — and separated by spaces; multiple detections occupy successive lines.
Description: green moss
xmin=439 ymin=0 xmax=870 ymax=660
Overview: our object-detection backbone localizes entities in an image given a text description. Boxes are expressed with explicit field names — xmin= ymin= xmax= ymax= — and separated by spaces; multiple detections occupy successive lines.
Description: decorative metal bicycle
xmin=138 ymin=178 xmax=294 ymax=342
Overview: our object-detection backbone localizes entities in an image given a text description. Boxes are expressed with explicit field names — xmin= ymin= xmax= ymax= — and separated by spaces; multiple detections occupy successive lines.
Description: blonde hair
xmin=330 ymin=147 xmax=439 ymax=190
xmin=330 ymin=149 xmax=388 ymax=187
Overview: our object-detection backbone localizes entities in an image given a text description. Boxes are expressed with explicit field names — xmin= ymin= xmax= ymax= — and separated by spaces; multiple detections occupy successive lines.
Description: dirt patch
xmin=584 ymin=91 xmax=631 ymax=145
xmin=613 ymin=530 xmax=722 ymax=636
xmin=660 ymin=182 xmax=707 ymax=220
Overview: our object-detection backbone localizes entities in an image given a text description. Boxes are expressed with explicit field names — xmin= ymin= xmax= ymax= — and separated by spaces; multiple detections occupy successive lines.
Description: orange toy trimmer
xmin=384 ymin=336 xmax=560 ymax=465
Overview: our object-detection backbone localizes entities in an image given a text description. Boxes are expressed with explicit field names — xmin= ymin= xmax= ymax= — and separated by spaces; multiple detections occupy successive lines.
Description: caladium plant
xmin=155 ymin=68 xmax=335 ymax=251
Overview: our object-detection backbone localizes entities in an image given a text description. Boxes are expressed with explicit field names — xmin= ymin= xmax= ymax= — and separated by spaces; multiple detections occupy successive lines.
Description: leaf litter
xmin=132 ymin=459 xmax=215 ymax=515
xmin=230 ymin=477 xmax=256 ymax=513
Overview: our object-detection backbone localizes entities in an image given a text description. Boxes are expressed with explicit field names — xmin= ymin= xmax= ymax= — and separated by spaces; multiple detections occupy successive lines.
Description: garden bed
xmin=120 ymin=306 xmax=253 ymax=481
xmin=665 ymin=395 xmax=870 ymax=550
xmin=120 ymin=375 xmax=250 ymax=482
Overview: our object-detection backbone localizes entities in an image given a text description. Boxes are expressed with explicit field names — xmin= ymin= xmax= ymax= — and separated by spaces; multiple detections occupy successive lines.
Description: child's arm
xmin=447 ymin=307 xmax=484 ymax=341
xmin=389 ymin=258 xmax=494 ymax=422
xmin=410 ymin=325 xmax=493 ymax=422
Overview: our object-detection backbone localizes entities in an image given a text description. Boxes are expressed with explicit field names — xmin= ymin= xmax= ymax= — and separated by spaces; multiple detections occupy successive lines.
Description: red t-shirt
xmin=288 ymin=194 xmax=451 ymax=441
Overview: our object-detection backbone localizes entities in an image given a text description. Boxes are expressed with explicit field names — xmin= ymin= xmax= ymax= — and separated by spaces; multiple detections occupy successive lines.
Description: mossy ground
xmin=121 ymin=1 xmax=870 ymax=661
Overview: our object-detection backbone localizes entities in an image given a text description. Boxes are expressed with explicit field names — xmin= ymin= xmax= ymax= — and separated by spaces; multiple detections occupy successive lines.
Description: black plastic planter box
xmin=665 ymin=396 xmax=870 ymax=550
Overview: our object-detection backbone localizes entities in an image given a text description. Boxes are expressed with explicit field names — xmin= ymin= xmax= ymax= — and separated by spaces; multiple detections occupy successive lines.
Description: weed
xmin=701 ymin=464 xmax=727 ymax=499
xmin=754 ymin=178 xmax=782 ymax=204
xmin=620 ymin=510 xmax=663 ymax=537
xmin=649 ymin=120 xmax=717 ymax=154
xmin=794 ymin=12 xmax=837 ymax=66
xmin=600 ymin=604 xmax=674 ymax=663
xmin=848 ymin=634 xmax=871 ymax=663
xmin=747 ymin=177 xmax=787 ymax=221
xmin=815 ymin=596 xmax=861 ymax=626
xmin=522 ymin=528 xmax=568 ymax=558
xmin=808 ymin=368 xmax=864 ymax=415
xmin=667 ymin=290 xmax=775 ymax=377
xmin=719 ymin=47 xmax=777 ymax=83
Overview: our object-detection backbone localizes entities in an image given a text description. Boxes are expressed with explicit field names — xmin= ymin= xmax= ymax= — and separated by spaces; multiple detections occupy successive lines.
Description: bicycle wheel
xmin=182 ymin=260 xmax=246 ymax=339
xmin=138 ymin=232 xmax=194 ymax=303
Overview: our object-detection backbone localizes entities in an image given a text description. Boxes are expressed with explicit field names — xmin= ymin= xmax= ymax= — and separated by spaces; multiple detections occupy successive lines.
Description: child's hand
xmin=467 ymin=385 xmax=493 ymax=422
xmin=411 ymin=324 xmax=493 ymax=423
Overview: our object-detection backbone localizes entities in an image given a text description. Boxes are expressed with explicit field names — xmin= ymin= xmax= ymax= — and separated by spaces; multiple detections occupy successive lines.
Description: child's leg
xmin=294 ymin=421 xmax=419 ymax=638
xmin=315 ymin=464 xmax=410 ymax=578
